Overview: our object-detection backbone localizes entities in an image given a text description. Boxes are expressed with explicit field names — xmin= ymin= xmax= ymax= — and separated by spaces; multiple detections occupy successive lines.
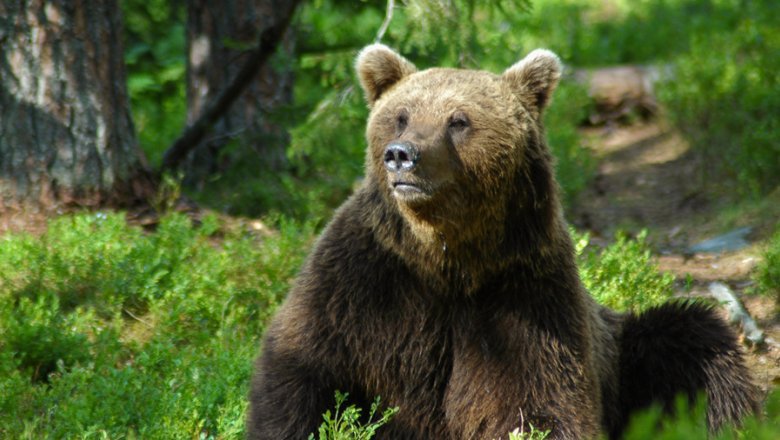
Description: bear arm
xmin=247 ymin=298 xmax=346 ymax=440
xmin=445 ymin=351 xmax=601 ymax=439
xmin=248 ymin=214 xmax=382 ymax=439
xmin=444 ymin=304 xmax=602 ymax=439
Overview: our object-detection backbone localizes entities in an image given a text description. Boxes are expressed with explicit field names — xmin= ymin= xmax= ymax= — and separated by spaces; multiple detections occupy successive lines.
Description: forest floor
xmin=570 ymin=120 xmax=780 ymax=396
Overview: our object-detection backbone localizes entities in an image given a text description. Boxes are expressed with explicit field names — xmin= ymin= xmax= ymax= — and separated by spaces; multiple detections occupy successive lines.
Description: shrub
xmin=507 ymin=424 xmax=551 ymax=440
xmin=659 ymin=1 xmax=780 ymax=196
xmin=622 ymin=389 xmax=780 ymax=440
xmin=309 ymin=392 xmax=398 ymax=440
xmin=122 ymin=0 xmax=186 ymax=166
xmin=0 ymin=212 xmax=313 ymax=438
xmin=575 ymin=230 xmax=675 ymax=313
xmin=0 ymin=293 xmax=92 ymax=382
xmin=545 ymin=82 xmax=594 ymax=206
xmin=756 ymin=226 xmax=780 ymax=304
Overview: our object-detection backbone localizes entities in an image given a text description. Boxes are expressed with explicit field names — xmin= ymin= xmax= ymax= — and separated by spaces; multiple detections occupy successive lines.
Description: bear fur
xmin=247 ymin=45 xmax=759 ymax=439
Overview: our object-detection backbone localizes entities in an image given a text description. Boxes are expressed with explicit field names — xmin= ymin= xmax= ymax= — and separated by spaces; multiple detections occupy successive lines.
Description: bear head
xmin=356 ymin=45 xmax=565 ymax=286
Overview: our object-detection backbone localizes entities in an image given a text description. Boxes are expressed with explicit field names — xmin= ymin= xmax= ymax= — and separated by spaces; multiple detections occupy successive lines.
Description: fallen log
xmin=708 ymin=281 xmax=765 ymax=346
xmin=568 ymin=64 xmax=672 ymax=125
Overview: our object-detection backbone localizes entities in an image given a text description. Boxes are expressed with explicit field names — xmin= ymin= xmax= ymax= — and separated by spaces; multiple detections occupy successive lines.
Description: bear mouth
xmin=391 ymin=181 xmax=432 ymax=204
xmin=393 ymin=182 xmax=423 ymax=193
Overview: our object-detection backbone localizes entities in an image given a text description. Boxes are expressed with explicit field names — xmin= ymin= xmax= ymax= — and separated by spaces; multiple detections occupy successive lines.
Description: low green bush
xmin=659 ymin=1 xmax=780 ymax=196
xmin=1 ymin=215 xmax=775 ymax=438
xmin=575 ymin=229 xmax=675 ymax=313
xmin=507 ymin=425 xmax=551 ymax=440
xmin=756 ymin=227 xmax=780 ymax=304
xmin=545 ymin=82 xmax=595 ymax=207
xmin=309 ymin=392 xmax=398 ymax=440
xmin=122 ymin=0 xmax=187 ymax=167
xmin=622 ymin=389 xmax=780 ymax=440
xmin=0 ymin=212 xmax=313 ymax=438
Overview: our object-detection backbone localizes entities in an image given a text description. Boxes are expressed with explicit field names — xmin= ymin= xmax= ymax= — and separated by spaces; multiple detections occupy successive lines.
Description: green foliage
xmin=6 ymin=2 xmax=779 ymax=438
xmin=507 ymin=424 xmax=551 ymax=440
xmin=0 ymin=212 xmax=314 ymax=438
xmin=122 ymin=0 xmax=187 ymax=166
xmin=575 ymin=230 xmax=675 ymax=313
xmin=622 ymin=394 xmax=710 ymax=440
xmin=262 ymin=0 xmax=589 ymax=222
xmin=118 ymin=0 xmax=777 ymax=217
xmin=545 ymin=82 xmax=595 ymax=206
xmin=0 ymin=293 xmax=91 ymax=383
xmin=0 ymin=214 xmax=776 ymax=438
xmin=622 ymin=389 xmax=780 ymax=440
xmin=756 ymin=226 xmax=780 ymax=303
xmin=518 ymin=0 xmax=744 ymax=66
xmin=390 ymin=0 xmax=532 ymax=65
xmin=309 ymin=391 xmax=398 ymax=440
xmin=659 ymin=0 xmax=780 ymax=196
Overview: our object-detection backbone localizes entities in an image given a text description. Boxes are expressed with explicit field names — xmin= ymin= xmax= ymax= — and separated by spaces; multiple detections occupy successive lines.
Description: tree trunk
xmin=184 ymin=0 xmax=294 ymax=187
xmin=0 ymin=0 xmax=155 ymax=212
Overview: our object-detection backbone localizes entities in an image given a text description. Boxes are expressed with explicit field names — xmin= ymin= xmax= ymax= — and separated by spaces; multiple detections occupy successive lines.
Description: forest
xmin=0 ymin=0 xmax=778 ymax=438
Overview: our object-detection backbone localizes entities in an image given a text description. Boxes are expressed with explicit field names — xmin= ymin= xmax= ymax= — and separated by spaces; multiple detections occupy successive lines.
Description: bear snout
xmin=384 ymin=142 xmax=434 ymax=203
xmin=383 ymin=141 xmax=419 ymax=173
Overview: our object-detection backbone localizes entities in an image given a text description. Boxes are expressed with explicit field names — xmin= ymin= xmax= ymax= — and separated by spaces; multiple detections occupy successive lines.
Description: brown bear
xmin=247 ymin=44 xmax=759 ymax=439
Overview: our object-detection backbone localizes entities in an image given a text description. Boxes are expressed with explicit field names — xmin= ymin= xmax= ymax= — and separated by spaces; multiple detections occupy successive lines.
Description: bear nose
xmin=383 ymin=142 xmax=419 ymax=172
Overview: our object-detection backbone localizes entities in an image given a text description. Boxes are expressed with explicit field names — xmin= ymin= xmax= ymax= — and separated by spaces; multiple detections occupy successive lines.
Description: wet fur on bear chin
xmin=246 ymin=45 xmax=759 ymax=439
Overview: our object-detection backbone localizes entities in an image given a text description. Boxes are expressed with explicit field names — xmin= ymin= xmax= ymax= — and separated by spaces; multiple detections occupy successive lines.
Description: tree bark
xmin=0 ymin=0 xmax=155 ymax=212
xmin=179 ymin=0 xmax=296 ymax=186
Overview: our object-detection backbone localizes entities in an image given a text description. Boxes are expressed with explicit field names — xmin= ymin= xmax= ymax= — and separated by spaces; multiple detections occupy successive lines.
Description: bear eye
xmin=396 ymin=111 xmax=409 ymax=133
xmin=448 ymin=113 xmax=470 ymax=131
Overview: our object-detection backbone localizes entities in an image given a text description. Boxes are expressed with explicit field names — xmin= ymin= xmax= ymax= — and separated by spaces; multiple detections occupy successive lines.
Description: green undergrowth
xmin=508 ymin=426 xmax=551 ymax=440
xmin=545 ymin=82 xmax=595 ymax=207
xmin=620 ymin=389 xmax=780 ymax=440
xmin=318 ymin=389 xmax=780 ymax=440
xmin=123 ymin=0 xmax=186 ymax=167
xmin=756 ymin=226 xmax=780 ymax=304
xmin=659 ymin=0 xmax=779 ymax=197
xmin=0 ymin=212 xmax=313 ymax=438
xmin=2 ymin=213 xmax=776 ymax=438
xmin=309 ymin=392 xmax=398 ymax=440
xmin=576 ymin=229 xmax=675 ymax=313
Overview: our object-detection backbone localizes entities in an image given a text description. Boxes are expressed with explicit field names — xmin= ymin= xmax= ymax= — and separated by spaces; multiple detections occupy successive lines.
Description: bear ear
xmin=502 ymin=49 xmax=562 ymax=115
xmin=356 ymin=44 xmax=417 ymax=107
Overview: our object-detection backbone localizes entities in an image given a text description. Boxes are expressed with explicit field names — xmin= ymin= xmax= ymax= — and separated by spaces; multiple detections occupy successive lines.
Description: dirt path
xmin=570 ymin=121 xmax=780 ymax=396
